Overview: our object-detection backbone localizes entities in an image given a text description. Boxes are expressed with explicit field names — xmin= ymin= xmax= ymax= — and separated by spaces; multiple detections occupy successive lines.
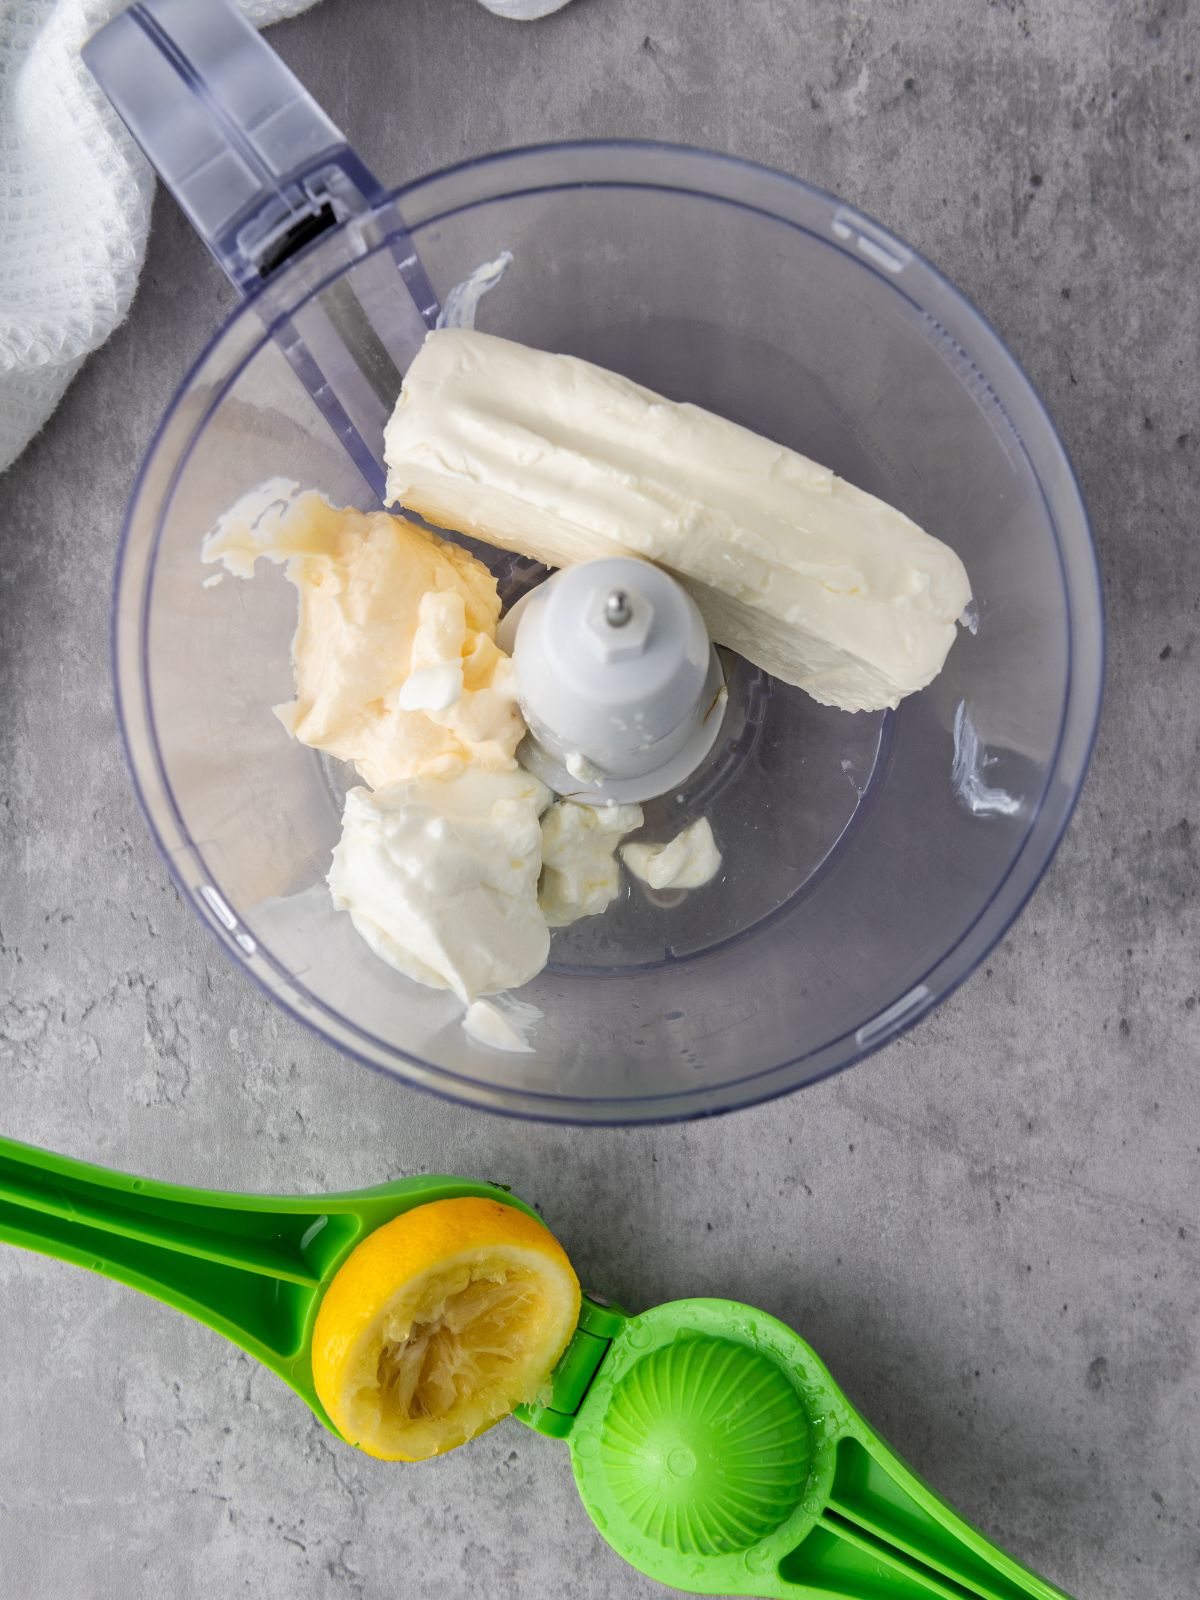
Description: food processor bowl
xmin=113 ymin=141 xmax=1102 ymax=1122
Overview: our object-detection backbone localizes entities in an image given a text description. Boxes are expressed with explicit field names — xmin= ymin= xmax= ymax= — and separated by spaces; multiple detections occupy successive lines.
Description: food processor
xmin=87 ymin=0 xmax=1103 ymax=1123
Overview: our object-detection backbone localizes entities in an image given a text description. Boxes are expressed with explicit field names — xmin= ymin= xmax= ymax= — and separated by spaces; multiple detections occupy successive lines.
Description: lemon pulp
xmin=312 ymin=1198 xmax=580 ymax=1460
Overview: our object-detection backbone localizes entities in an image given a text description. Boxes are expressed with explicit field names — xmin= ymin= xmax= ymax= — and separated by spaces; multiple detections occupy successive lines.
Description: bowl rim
xmin=113 ymin=138 xmax=1105 ymax=1124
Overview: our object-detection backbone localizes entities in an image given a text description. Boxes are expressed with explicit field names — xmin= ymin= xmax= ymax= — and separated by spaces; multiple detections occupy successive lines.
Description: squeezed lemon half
xmin=311 ymin=1197 xmax=580 ymax=1461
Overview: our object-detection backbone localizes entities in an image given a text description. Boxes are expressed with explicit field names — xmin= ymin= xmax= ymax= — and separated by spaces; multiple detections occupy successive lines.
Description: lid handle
xmin=84 ymin=0 xmax=440 ymax=500
xmin=83 ymin=0 xmax=387 ymax=291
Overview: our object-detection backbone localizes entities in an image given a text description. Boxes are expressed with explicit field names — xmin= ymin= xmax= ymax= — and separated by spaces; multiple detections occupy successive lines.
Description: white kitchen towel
xmin=0 ymin=0 xmax=574 ymax=478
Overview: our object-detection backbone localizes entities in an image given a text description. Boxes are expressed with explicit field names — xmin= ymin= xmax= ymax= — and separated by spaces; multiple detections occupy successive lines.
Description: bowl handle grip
xmin=82 ymin=0 xmax=438 ymax=499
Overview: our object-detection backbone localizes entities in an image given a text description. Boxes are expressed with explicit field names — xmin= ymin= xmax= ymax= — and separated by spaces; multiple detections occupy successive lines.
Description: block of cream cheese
xmin=328 ymin=766 xmax=552 ymax=1003
xmin=384 ymin=331 xmax=972 ymax=712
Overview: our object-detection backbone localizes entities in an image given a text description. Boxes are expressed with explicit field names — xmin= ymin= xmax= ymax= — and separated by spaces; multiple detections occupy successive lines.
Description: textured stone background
xmin=2 ymin=1 xmax=1197 ymax=1595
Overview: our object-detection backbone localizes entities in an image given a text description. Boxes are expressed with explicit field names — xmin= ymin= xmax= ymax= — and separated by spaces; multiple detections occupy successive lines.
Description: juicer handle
xmin=0 ymin=1135 xmax=532 ymax=1432
xmin=527 ymin=1294 xmax=1075 ymax=1600
xmin=0 ymin=1133 xmax=347 ymax=1389
xmin=785 ymin=1425 xmax=1076 ymax=1600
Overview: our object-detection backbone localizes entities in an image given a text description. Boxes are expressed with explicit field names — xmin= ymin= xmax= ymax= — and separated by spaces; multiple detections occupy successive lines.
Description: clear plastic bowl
xmin=115 ymin=143 xmax=1102 ymax=1123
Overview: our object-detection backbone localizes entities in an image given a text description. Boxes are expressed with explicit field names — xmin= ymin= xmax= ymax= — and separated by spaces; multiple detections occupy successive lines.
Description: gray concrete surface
xmin=2 ymin=0 xmax=1197 ymax=1595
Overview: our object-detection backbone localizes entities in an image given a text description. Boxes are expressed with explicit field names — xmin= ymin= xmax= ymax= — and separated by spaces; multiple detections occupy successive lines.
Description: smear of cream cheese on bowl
xmin=462 ymin=996 xmax=544 ymax=1054
xmin=950 ymin=701 xmax=1022 ymax=819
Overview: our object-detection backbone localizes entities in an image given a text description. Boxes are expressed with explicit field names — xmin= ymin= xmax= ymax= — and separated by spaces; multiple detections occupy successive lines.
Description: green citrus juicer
xmin=518 ymin=1298 xmax=1071 ymax=1600
xmin=0 ymin=1135 xmax=1072 ymax=1600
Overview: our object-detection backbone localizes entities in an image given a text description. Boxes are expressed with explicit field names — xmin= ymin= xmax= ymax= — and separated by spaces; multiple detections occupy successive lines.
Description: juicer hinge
xmin=515 ymin=1294 xmax=628 ymax=1440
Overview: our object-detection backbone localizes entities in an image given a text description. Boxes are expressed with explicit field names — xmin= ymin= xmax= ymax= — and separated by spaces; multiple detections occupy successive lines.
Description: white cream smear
xmin=462 ymin=995 xmax=543 ymax=1054
xmin=436 ymin=251 xmax=514 ymax=331
xmin=564 ymin=749 xmax=604 ymax=786
xmin=539 ymin=800 xmax=644 ymax=926
xmin=951 ymin=701 xmax=1022 ymax=819
xmin=622 ymin=817 xmax=723 ymax=891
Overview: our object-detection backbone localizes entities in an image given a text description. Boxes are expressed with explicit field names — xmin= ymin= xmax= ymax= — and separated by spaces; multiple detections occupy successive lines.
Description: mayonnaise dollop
xmin=622 ymin=817 xmax=722 ymax=891
xmin=539 ymin=800 xmax=644 ymax=926
xmin=328 ymin=767 xmax=552 ymax=1003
